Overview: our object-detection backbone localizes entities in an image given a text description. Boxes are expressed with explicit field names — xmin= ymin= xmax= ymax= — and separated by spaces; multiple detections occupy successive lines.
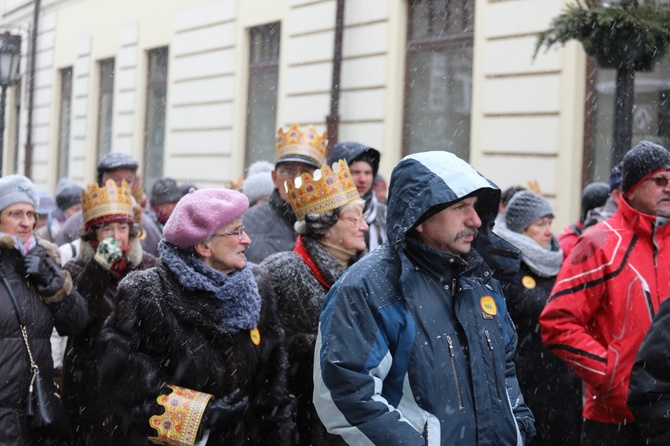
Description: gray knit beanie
xmin=623 ymin=141 xmax=670 ymax=194
xmin=505 ymin=191 xmax=554 ymax=233
xmin=243 ymin=161 xmax=275 ymax=205
xmin=0 ymin=175 xmax=40 ymax=212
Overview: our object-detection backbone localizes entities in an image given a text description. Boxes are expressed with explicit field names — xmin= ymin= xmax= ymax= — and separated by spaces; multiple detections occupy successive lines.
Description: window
xmin=587 ymin=59 xmax=670 ymax=182
xmin=57 ymin=68 xmax=73 ymax=179
xmin=97 ymin=58 xmax=114 ymax=162
xmin=12 ymin=77 xmax=21 ymax=173
xmin=245 ymin=22 xmax=280 ymax=168
xmin=144 ymin=47 xmax=168 ymax=189
xmin=586 ymin=0 xmax=670 ymax=182
xmin=404 ymin=0 xmax=475 ymax=159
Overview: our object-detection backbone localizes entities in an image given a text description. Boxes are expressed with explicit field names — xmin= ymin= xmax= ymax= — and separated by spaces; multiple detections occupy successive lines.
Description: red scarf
xmin=293 ymin=235 xmax=331 ymax=290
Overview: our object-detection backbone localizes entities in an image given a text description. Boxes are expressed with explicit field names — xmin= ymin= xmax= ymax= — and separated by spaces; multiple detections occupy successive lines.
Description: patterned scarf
xmin=158 ymin=240 xmax=261 ymax=332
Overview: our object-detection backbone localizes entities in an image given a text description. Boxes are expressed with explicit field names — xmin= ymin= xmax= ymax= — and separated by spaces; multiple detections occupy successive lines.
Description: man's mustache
xmin=456 ymin=227 xmax=478 ymax=239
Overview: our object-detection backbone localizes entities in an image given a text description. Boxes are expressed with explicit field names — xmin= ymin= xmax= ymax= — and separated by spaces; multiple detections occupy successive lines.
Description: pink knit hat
xmin=163 ymin=188 xmax=249 ymax=249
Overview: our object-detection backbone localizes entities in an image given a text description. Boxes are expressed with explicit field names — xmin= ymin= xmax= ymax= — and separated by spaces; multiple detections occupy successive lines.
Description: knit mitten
xmin=94 ymin=237 xmax=122 ymax=269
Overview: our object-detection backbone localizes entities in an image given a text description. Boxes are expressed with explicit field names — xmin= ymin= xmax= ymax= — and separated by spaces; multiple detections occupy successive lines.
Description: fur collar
xmin=158 ymin=240 xmax=261 ymax=332
xmin=0 ymin=233 xmax=61 ymax=263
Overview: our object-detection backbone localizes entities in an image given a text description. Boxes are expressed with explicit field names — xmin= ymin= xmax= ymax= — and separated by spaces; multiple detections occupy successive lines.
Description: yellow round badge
xmin=480 ymin=296 xmax=497 ymax=316
xmin=250 ymin=328 xmax=261 ymax=346
xmin=522 ymin=275 xmax=536 ymax=289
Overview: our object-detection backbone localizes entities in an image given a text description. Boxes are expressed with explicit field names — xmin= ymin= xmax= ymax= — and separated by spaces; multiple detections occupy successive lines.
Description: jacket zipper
xmin=484 ymin=330 xmax=502 ymax=400
xmin=446 ymin=335 xmax=464 ymax=408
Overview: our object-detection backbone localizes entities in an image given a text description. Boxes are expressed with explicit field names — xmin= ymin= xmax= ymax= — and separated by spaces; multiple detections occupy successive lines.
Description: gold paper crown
xmin=286 ymin=159 xmax=359 ymax=221
xmin=148 ymin=385 xmax=213 ymax=446
xmin=82 ymin=179 xmax=134 ymax=226
xmin=275 ymin=123 xmax=327 ymax=167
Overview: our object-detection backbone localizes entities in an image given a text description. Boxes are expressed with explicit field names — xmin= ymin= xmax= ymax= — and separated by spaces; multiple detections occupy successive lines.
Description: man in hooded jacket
xmin=313 ymin=151 xmax=535 ymax=445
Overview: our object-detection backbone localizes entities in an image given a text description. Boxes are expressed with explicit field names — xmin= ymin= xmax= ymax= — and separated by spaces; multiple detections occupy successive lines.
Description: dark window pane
xmin=144 ymin=47 xmax=168 ymax=189
xmin=97 ymin=59 xmax=114 ymax=161
xmin=246 ymin=22 xmax=280 ymax=167
xmin=404 ymin=0 xmax=474 ymax=158
xmin=57 ymin=68 xmax=73 ymax=179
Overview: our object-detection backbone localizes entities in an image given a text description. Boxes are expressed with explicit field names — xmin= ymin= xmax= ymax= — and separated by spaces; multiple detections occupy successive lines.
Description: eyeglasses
xmin=5 ymin=210 xmax=38 ymax=222
xmin=646 ymin=176 xmax=670 ymax=188
xmin=277 ymin=165 xmax=314 ymax=178
xmin=211 ymin=226 xmax=246 ymax=241
xmin=339 ymin=215 xmax=366 ymax=226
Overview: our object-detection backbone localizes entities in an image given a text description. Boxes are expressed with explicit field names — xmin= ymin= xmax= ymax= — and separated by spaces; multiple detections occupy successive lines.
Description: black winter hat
xmin=623 ymin=141 xmax=670 ymax=194
xmin=328 ymin=142 xmax=380 ymax=178
xmin=609 ymin=161 xmax=623 ymax=192
xmin=55 ymin=179 xmax=83 ymax=211
xmin=150 ymin=178 xmax=183 ymax=205
xmin=505 ymin=191 xmax=554 ymax=233
xmin=580 ymin=182 xmax=609 ymax=223
xmin=96 ymin=153 xmax=139 ymax=184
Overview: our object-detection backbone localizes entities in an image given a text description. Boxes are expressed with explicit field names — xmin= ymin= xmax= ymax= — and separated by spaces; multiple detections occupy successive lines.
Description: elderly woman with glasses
xmin=61 ymin=180 xmax=158 ymax=446
xmin=98 ymin=188 xmax=294 ymax=445
xmin=0 ymin=175 xmax=87 ymax=445
xmin=261 ymin=160 xmax=368 ymax=446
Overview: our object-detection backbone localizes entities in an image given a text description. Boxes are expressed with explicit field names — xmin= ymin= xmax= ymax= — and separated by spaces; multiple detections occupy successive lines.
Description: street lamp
xmin=0 ymin=31 xmax=21 ymax=176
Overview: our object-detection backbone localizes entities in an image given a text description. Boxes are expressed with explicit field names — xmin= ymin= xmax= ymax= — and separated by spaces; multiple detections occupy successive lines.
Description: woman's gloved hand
xmin=94 ymin=237 xmax=122 ymax=269
xmin=23 ymin=254 xmax=56 ymax=287
xmin=202 ymin=389 xmax=248 ymax=429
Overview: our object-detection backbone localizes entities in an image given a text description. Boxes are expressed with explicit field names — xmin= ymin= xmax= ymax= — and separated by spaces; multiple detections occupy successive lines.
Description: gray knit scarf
xmin=158 ymin=239 xmax=261 ymax=332
xmin=495 ymin=226 xmax=563 ymax=277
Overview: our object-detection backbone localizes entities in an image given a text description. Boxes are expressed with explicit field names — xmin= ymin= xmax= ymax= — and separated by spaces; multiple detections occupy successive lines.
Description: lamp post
xmin=0 ymin=31 xmax=21 ymax=177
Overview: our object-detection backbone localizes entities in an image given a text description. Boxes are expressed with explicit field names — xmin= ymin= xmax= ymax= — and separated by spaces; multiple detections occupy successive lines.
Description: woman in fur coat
xmin=261 ymin=160 xmax=368 ymax=446
xmin=495 ymin=191 xmax=582 ymax=446
xmin=98 ymin=188 xmax=294 ymax=446
xmin=61 ymin=180 xmax=158 ymax=445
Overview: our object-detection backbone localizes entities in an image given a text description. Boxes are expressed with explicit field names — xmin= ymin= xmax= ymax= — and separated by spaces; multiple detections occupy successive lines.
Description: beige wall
xmin=0 ymin=0 xmax=588 ymax=227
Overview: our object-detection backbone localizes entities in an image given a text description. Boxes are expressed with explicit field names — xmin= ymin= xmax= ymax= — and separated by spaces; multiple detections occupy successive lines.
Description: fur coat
xmin=62 ymin=236 xmax=158 ymax=446
xmin=98 ymin=244 xmax=294 ymax=445
xmin=261 ymin=236 xmax=355 ymax=446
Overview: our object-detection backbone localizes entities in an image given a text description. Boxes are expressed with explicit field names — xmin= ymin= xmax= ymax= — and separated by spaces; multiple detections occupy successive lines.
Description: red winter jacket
xmin=540 ymin=197 xmax=670 ymax=424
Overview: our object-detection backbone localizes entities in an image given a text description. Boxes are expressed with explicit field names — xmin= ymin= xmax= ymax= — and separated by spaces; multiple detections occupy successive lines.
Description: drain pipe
xmin=326 ymin=0 xmax=345 ymax=159
xmin=23 ymin=0 xmax=40 ymax=178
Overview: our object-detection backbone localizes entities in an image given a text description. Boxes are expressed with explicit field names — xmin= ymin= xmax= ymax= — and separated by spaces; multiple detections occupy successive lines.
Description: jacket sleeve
xmin=628 ymin=298 xmax=670 ymax=445
xmin=539 ymin=239 xmax=610 ymax=391
xmin=313 ymin=279 xmax=425 ymax=446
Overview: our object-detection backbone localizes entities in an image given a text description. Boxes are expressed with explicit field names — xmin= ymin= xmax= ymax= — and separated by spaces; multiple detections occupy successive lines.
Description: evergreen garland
xmin=534 ymin=0 xmax=670 ymax=71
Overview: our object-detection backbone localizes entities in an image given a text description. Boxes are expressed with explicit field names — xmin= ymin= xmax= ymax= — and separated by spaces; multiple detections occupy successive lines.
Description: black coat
xmin=0 ymin=235 xmax=88 ymax=445
xmin=98 ymin=261 xmax=294 ymax=445
xmin=262 ymin=236 xmax=355 ymax=446
xmin=243 ymin=190 xmax=297 ymax=264
xmin=505 ymin=262 xmax=582 ymax=446
xmin=628 ymin=297 xmax=670 ymax=445
xmin=62 ymin=237 xmax=158 ymax=446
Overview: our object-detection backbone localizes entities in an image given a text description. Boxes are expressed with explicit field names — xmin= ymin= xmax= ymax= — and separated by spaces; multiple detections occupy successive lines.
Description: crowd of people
xmin=2 ymin=126 xmax=670 ymax=446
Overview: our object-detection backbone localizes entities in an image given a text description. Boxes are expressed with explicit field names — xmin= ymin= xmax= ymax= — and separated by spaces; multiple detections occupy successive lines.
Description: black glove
xmin=23 ymin=254 xmax=55 ymax=287
xmin=202 ymin=389 xmax=248 ymax=429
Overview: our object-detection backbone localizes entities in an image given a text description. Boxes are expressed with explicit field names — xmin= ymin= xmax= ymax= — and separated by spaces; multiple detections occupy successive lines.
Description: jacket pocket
xmin=446 ymin=335 xmax=464 ymax=409
xmin=484 ymin=329 xmax=502 ymax=401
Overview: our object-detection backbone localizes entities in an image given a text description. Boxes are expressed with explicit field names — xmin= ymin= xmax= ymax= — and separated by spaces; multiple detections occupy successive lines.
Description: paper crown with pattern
xmin=275 ymin=123 xmax=327 ymax=168
xmin=286 ymin=159 xmax=359 ymax=221
xmin=82 ymin=179 xmax=134 ymax=227
xmin=148 ymin=385 xmax=213 ymax=446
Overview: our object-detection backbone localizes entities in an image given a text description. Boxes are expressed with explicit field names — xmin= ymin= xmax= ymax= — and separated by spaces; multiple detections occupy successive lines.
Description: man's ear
xmin=414 ymin=223 xmax=424 ymax=234
xmin=194 ymin=240 xmax=212 ymax=258
xmin=271 ymin=170 xmax=282 ymax=190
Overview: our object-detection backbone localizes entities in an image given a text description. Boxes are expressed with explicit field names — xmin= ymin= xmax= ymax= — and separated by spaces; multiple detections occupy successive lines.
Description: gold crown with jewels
xmin=82 ymin=179 xmax=134 ymax=226
xmin=148 ymin=385 xmax=213 ymax=446
xmin=286 ymin=159 xmax=359 ymax=221
xmin=275 ymin=123 xmax=327 ymax=167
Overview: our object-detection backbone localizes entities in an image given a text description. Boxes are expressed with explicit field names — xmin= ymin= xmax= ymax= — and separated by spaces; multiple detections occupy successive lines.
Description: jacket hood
xmin=328 ymin=142 xmax=380 ymax=178
xmin=387 ymin=151 xmax=500 ymax=247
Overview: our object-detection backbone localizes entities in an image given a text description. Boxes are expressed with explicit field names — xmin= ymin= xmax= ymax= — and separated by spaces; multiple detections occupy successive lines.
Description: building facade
xmin=1 ymin=0 xmax=669 ymax=228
